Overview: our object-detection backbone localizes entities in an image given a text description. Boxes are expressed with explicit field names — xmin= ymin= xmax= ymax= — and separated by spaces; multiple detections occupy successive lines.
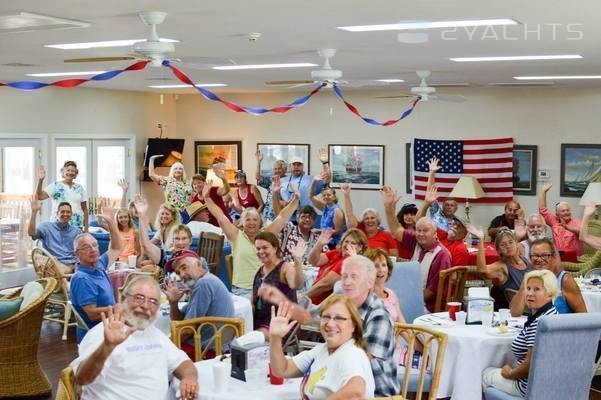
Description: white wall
xmin=1 ymin=85 xmax=599 ymax=227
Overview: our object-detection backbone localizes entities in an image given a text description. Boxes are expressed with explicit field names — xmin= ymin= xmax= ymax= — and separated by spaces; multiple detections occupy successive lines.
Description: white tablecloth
xmin=169 ymin=359 xmax=301 ymax=400
xmin=581 ymin=288 xmax=601 ymax=313
xmin=156 ymin=294 xmax=253 ymax=335
xmin=414 ymin=312 xmax=526 ymax=400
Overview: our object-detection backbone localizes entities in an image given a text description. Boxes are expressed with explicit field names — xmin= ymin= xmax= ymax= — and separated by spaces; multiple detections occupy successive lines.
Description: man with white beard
xmin=517 ymin=214 xmax=547 ymax=262
xmin=72 ymin=276 xmax=198 ymax=400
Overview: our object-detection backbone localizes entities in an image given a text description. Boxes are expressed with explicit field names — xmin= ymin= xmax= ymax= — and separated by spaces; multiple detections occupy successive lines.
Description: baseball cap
xmin=165 ymin=250 xmax=199 ymax=273
xmin=289 ymin=156 xmax=304 ymax=164
xmin=186 ymin=201 xmax=208 ymax=219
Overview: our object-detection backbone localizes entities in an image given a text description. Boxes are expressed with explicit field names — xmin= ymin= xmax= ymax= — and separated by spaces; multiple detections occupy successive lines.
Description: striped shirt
xmin=511 ymin=303 xmax=558 ymax=396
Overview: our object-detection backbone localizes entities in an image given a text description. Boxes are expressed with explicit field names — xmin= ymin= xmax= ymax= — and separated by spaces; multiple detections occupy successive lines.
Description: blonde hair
xmin=319 ymin=295 xmax=367 ymax=352
xmin=524 ymin=269 xmax=559 ymax=299
xmin=154 ymin=203 xmax=181 ymax=236
xmin=115 ymin=207 xmax=134 ymax=232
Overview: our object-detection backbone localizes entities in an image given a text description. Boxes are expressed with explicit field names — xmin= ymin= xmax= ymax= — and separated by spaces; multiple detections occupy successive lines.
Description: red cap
xmin=165 ymin=250 xmax=199 ymax=273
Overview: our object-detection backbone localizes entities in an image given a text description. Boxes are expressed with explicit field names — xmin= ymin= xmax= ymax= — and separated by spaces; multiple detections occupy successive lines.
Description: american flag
xmin=412 ymin=137 xmax=514 ymax=203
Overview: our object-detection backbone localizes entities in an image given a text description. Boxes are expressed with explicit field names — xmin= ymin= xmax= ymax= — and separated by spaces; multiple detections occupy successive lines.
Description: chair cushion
xmin=19 ymin=281 xmax=44 ymax=310
xmin=484 ymin=386 xmax=521 ymax=400
xmin=0 ymin=297 xmax=24 ymax=320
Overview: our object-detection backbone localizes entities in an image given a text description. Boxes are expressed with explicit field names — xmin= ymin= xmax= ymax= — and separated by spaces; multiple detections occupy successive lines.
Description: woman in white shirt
xmin=269 ymin=295 xmax=375 ymax=400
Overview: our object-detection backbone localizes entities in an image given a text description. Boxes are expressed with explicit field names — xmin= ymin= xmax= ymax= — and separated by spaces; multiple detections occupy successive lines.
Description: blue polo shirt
xmin=34 ymin=221 xmax=81 ymax=264
xmin=69 ymin=253 xmax=115 ymax=342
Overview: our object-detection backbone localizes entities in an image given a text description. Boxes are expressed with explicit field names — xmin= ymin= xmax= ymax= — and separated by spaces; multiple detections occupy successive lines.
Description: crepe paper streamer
xmin=0 ymin=61 xmax=149 ymax=90
xmin=162 ymin=60 xmax=326 ymax=115
xmin=332 ymin=83 xmax=420 ymax=126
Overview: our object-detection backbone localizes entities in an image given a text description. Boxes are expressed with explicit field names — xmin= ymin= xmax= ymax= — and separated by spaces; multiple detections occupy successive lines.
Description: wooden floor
xmin=35 ymin=321 xmax=601 ymax=400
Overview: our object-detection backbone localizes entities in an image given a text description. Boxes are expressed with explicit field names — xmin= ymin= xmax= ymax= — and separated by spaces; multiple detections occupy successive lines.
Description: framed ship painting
xmin=328 ymin=144 xmax=384 ymax=190
xmin=560 ymin=143 xmax=601 ymax=197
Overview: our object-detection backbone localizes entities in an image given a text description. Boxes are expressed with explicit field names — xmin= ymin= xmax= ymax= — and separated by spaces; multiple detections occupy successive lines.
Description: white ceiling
xmin=1 ymin=0 xmax=600 ymax=94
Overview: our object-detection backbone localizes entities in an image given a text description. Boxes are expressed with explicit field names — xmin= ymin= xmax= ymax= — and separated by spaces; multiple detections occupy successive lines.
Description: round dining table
xmin=578 ymin=282 xmax=601 ymax=313
xmin=413 ymin=312 xmax=526 ymax=400
xmin=169 ymin=358 xmax=302 ymax=400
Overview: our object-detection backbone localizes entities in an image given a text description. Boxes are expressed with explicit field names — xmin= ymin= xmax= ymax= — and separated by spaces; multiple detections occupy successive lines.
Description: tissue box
xmin=230 ymin=341 xmax=269 ymax=381
xmin=464 ymin=296 xmax=494 ymax=325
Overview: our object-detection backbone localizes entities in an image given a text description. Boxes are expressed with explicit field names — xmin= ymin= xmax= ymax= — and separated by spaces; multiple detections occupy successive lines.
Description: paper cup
xmin=245 ymin=368 xmax=264 ymax=389
xmin=498 ymin=308 xmax=510 ymax=325
xmin=213 ymin=361 xmax=230 ymax=393
xmin=128 ymin=255 xmax=137 ymax=269
xmin=447 ymin=302 xmax=462 ymax=321
xmin=456 ymin=311 xmax=467 ymax=325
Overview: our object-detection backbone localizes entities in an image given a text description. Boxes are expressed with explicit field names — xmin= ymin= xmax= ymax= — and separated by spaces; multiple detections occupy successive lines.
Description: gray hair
xmin=73 ymin=232 xmax=97 ymax=252
xmin=120 ymin=275 xmax=161 ymax=302
xmin=555 ymin=201 xmax=570 ymax=212
xmin=241 ymin=207 xmax=263 ymax=227
xmin=416 ymin=217 xmax=437 ymax=232
xmin=342 ymin=255 xmax=376 ymax=281
xmin=361 ymin=208 xmax=381 ymax=224
xmin=526 ymin=213 xmax=546 ymax=226
xmin=273 ymin=159 xmax=287 ymax=173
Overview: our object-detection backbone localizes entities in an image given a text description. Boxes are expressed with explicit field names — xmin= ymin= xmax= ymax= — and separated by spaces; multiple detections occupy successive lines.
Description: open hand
xmin=381 ymin=186 xmax=400 ymax=206
xmin=117 ymin=178 xmax=129 ymax=192
xmin=164 ymin=280 xmax=186 ymax=303
xmin=340 ymin=182 xmax=351 ymax=194
xmin=466 ymin=224 xmax=484 ymax=240
xmin=542 ymin=182 xmax=552 ymax=192
xmin=269 ymin=302 xmax=297 ymax=339
xmin=133 ymin=194 xmax=148 ymax=215
xmin=318 ymin=148 xmax=328 ymax=163
xmin=583 ymin=202 xmax=597 ymax=219
xmin=202 ymin=179 xmax=214 ymax=198
xmin=291 ymin=241 xmax=307 ymax=261
xmin=317 ymin=229 xmax=334 ymax=245
xmin=38 ymin=165 xmax=46 ymax=180
xmin=424 ymin=185 xmax=437 ymax=204
xmin=428 ymin=157 xmax=441 ymax=173
xmin=255 ymin=150 xmax=263 ymax=161
xmin=30 ymin=195 xmax=42 ymax=212
xmin=101 ymin=305 xmax=136 ymax=348
xmin=271 ymin=175 xmax=281 ymax=193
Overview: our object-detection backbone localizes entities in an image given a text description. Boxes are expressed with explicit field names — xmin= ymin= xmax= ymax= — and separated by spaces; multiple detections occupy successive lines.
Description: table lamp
xmin=579 ymin=182 xmax=601 ymax=219
xmin=449 ymin=176 xmax=485 ymax=222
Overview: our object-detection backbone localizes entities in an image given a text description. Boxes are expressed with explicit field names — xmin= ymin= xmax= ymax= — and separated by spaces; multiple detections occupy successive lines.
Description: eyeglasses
xmin=320 ymin=314 xmax=350 ymax=323
xmin=530 ymin=253 xmax=554 ymax=260
xmin=77 ymin=242 xmax=99 ymax=252
xmin=125 ymin=293 xmax=159 ymax=308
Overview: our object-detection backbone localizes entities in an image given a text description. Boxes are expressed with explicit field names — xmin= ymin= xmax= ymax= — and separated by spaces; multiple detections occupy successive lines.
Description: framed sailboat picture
xmin=560 ymin=143 xmax=601 ymax=197
xmin=328 ymin=144 xmax=385 ymax=190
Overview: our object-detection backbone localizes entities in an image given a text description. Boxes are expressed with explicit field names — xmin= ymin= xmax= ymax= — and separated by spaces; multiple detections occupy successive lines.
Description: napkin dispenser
xmin=230 ymin=341 xmax=269 ymax=381
xmin=464 ymin=296 xmax=494 ymax=325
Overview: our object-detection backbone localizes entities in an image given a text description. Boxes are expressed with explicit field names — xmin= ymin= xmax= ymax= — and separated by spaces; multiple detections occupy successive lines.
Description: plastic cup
xmin=456 ymin=311 xmax=467 ymax=325
xmin=212 ymin=361 xmax=230 ymax=393
xmin=269 ymin=363 xmax=284 ymax=385
xmin=482 ymin=311 xmax=494 ymax=328
xmin=128 ymin=255 xmax=137 ymax=269
xmin=447 ymin=302 xmax=462 ymax=321
xmin=498 ymin=308 xmax=510 ymax=325
xmin=245 ymin=368 xmax=264 ymax=389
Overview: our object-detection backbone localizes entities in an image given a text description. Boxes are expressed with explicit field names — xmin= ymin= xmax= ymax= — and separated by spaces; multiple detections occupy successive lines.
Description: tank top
xmin=320 ymin=204 xmax=345 ymax=246
xmin=500 ymin=256 xmax=532 ymax=291
xmin=232 ymin=232 xmax=260 ymax=289
xmin=117 ymin=227 xmax=137 ymax=260
xmin=236 ymin=184 xmax=260 ymax=209
xmin=554 ymin=270 xmax=573 ymax=314
xmin=252 ymin=259 xmax=297 ymax=329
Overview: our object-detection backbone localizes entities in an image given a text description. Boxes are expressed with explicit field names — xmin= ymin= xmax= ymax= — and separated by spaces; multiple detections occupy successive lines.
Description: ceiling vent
xmin=0 ymin=12 xmax=90 ymax=33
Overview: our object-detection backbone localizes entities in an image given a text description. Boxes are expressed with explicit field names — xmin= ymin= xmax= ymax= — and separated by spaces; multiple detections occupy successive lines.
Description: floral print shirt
xmin=160 ymin=177 xmax=193 ymax=212
xmin=44 ymin=181 xmax=87 ymax=229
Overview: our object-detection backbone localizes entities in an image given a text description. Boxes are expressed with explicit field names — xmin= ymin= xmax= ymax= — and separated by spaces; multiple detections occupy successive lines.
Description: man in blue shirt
xmin=28 ymin=198 xmax=81 ymax=273
xmin=70 ymin=204 xmax=122 ymax=342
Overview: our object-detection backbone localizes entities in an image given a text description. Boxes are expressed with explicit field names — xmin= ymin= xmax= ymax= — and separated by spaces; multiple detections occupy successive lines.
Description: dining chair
xmin=67 ymin=300 xmax=89 ymax=334
xmin=55 ymin=366 xmax=81 ymax=400
xmin=170 ymin=316 xmax=245 ymax=361
xmin=387 ymin=261 xmax=426 ymax=323
xmin=31 ymin=246 xmax=77 ymax=340
xmin=0 ymin=277 xmax=57 ymax=398
xmin=433 ymin=266 xmax=469 ymax=313
xmin=484 ymin=313 xmax=601 ymax=400
xmin=394 ymin=322 xmax=448 ymax=400
xmin=225 ymin=254 xmax=233 ymax=285
xmin=564 ymin=249 xmax=601 ymax=276
xmin=197 ymin=232 xmax=225 ymax=275
xmin=584 ymin=267 xmax=601 ymax=279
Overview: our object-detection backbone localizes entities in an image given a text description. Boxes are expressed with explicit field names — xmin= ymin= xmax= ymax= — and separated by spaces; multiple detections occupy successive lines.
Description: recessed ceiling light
xmin=376 ymin=79 xmax=405 ymax=83
xmin=337 ymin=18 xmax=519 ymax=32
xmin=212 ymin=63 xmax=318 ymax=70
xmin=45 ymin=38 xmax=178 ymax=50
xmin=489 ymin=82 xmax=555 ymax=86
xmin=514 ymin=75 xmax=601 ymax=80
xmin=26 ymin=71 xmax=106 ymax=77
xmin=148 ymin=84 xmax=228 ymax=88
xmin=0 ymin=12 xmax=89 ymax=33
xmin=451 ymin=55 xmax=582 ymax=62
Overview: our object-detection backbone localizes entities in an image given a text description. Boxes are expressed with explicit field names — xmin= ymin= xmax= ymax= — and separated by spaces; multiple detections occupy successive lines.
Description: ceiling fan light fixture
xmin=337 ymin=18 xmax=519 ymax=32
xmin=45 ymin=38 xmax=179 ymax=50
xmin=376 ymin=79 xmax=404 ymax=83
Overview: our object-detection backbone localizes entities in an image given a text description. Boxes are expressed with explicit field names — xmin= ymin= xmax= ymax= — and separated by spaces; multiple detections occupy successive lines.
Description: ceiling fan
xmin=63 ymin=11 xmax=230 ymax=69
xmin=376 ymin=70 xmax=467 ymax=102
xmin=265 ymin=48 xmax=388 ymax=88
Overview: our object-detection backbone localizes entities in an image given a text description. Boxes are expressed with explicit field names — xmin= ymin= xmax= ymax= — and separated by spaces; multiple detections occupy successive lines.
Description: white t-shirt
xmin=186 ymin=221 xmax=224 ymax=238
xmin=72 ymin=323 xmax=189 ymax=400
xmin=292 ymin=339 xmax=375 ymax=400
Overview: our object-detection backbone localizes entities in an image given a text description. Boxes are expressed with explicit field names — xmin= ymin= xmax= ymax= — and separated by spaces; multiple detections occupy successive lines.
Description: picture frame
xmin=513 ymin=145 xmax=538 ymax=195
xmin=256 ymin=143 xmax=310 ymax=176
xmin=328 ymin=144 xmax=385 ymax=190
xmin=560 ymin=143 xmax=601 ymax=197
xmin=405 ymin=143 xmax=412 ymax=194
xmin=194 ymin=141 xmax=242 ymax=183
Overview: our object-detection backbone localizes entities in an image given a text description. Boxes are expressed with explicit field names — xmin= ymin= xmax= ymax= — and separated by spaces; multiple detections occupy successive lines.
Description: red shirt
xmin=190 ymin=187 xmax=232 ymax=227
xmin=438 ymin=229 xmax=470 ymax=266
xmin=358 ymin=222 xmax=398 ymax=254
xmin=310 ymin=250 xmax=346 ymax=305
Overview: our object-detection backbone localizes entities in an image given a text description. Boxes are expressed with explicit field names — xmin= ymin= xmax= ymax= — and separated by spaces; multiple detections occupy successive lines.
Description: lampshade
xmin=579 ymin=182 xmax=601 ymax=205
xmin=449 ymin=176 xmax=485 ymax=199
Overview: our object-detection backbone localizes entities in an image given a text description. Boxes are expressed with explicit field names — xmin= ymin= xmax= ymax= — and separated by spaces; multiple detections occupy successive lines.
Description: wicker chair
xmin=55 ymin=366 xmax=81 ymax=400
xmin=197 ymin=232 xmax=225 ymax=275
xmin=565 ymin=250 xmax=601 ymax=276
xmin=170 ymin=316 xmax=245 ymax=361
xmin=394 ymin=322 xmax=448 ymax=400
xmin=225 ymin=254 xmax=233 ymax=285
xmin=31 ymin=246 xmax=76 ymax=340
xmin=0 ymin=277 xmax=57 ymax=398
xmin=433 ymin=266 xmax=469 ymax=312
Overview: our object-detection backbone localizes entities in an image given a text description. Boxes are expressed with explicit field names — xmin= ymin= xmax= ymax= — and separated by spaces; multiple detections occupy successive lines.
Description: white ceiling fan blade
xmin=431 ymin=94 xmax=467 ymax=103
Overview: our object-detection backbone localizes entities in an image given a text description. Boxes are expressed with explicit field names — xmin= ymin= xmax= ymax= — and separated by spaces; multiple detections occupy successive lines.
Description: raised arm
xmin=98 ymin=199 xmax=121 ymax=265
xmin=252 ymin=185 xmax=264 ymax=213
xmin=426 ymin=157 xmax=441 ymax=193
xmin=318 ymin=147 xmax=331 ymax=175
xmin=466 ymin=224 xmax=505 ymax=281
xmin=307 ymin=230 xmax=332 ymax=267
xmin=117 ymin=179 xmax=129 ymax=208
xmin=267 ymin=185 xmax=300 ymax=234
xmin=580 ymin=202 xmax=601 ymax=249
xmin=539 ymin=182 xmax=551 ymax=210
xmin=283 ymin=242 xmax=307 ymax=290
xmin=269 ymin=303 xmax=302 ymax=378
xmin=382 ymin=186 xmax=404 ymax=241
xmin=148 ymin=155 xmax=164 ymax=186
xmin=340 ymin=183 xmax=359 ymax=228
xmin=255 ymin=150 xmax=263 ymax=182
xmin=309 ymin=174 xmax=325 ymax=210
xmin=35 ymin=165 xmax=49 ymax=200
xmin=214 ymin=165 xmax=231 ymax=197
xmin=28 ymin=196 xmax=41 ymax=238
xmin=231 ymin=188 xmax=243 ymax=213
xmin=82 ymin=200 xmax=89 ymax=233
xmin=133 ymin=195 xmax=161 ymax=264
xmin=271 ymin=176 xmax=284 ymax=217
xmin=202 ymin=180 xmax=239 ymax=242
xmin=416 ymin=185 xmax=437 ymax=221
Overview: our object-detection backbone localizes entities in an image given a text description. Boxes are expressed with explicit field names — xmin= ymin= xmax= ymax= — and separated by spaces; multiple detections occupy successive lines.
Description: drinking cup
xmin=269 ymin=363 xmax=284 ymax=385
xmin=447 ymin=302 xmax=462 ymax=321
xmin=212 ymin=361 xmax=229 ymax=392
